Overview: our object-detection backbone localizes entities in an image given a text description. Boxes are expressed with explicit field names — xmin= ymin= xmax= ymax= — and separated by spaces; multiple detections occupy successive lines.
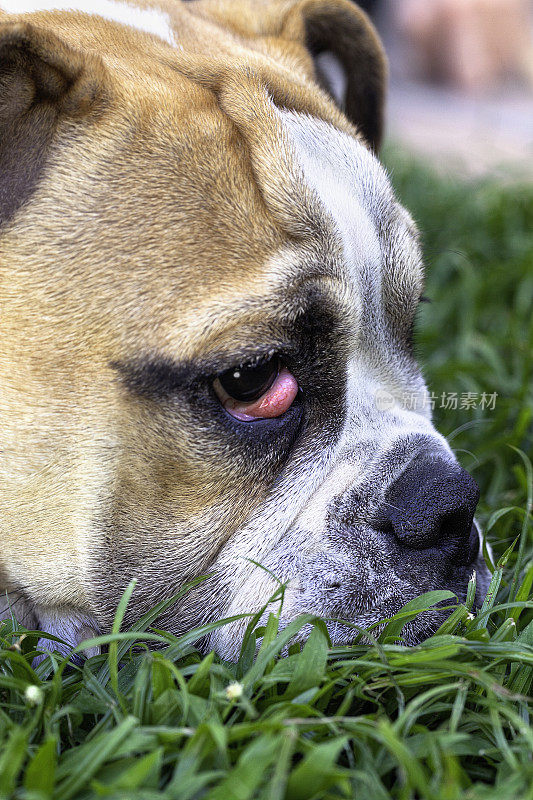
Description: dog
xmin=0 ymin=0 xmax=490 ymax=660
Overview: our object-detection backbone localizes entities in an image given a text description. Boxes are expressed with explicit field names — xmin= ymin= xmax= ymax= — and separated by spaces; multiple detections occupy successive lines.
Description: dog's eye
xmin=213 ymin=356 xmax=299 ymax=421
xmin=219 ymin=357 xmax=280 ymax=402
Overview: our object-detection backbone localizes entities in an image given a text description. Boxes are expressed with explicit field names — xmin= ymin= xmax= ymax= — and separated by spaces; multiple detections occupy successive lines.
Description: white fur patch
xmin=1 ymin=0 xmax=175 ymax=45
xmin=279 ymin=110 xmax=385 ymax=295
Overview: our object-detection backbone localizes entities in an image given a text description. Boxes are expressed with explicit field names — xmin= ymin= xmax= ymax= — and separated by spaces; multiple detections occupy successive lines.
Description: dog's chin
xmin=286 ymin=551 xmax=491 ymax=645
xmin=209 ymin=550 xmax=492 ymax=660
xmin=271 ymin=609 xmax=448 ymax=651
xmin=275 ymin=599 xmax=465 ymax=651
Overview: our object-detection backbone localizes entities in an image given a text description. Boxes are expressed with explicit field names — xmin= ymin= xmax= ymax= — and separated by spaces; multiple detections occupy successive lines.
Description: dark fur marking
xmin=302 ymin=3 xmax=386 ymax=150
xmin=0 ymin=44 xmax=63 ymax=226
xmin=0 ymin=23 xmax=102 ymax=227
xmin=111 ymin=286 xmax=351 ymax=409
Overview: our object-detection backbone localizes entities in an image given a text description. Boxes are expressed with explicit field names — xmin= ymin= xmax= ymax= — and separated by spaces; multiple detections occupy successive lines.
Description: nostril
xmin=374 ymin=519 xmax=394 ymax=536
xmin=370 ymin=508 xmax=395 ymax=536
xmin=439 ymin=507 xmax=471 ymax=541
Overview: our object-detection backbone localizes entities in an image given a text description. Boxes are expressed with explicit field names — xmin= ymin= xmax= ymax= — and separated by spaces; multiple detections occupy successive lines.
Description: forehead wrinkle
xmin=134 ymin=232 xmax=354 ymax=365
xmin=278 ymin=111 xmax=424 ymax=347
xmin=278 ymin=112 xmax=387 ymax=339
xmin=154 ymin=266 xmax=353 ymax=366
xmin=278 ymin=114 xmax=383 ymax=275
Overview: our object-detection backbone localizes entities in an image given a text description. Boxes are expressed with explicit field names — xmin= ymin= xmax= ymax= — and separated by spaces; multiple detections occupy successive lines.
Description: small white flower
xmin=24 ymin=685 xmax=44 ymax=706
xmin=467 ymin=613 xmax=475 ymax=621
xmin=225 ymin=682 xmax=243 ymax=701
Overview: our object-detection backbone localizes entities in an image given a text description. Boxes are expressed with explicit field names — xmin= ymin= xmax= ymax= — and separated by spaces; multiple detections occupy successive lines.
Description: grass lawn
xmin=1 ymin=152 xmax=532 ymax=800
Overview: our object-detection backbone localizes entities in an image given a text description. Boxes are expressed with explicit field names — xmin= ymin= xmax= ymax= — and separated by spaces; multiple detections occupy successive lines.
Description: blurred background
xmin=354 ymin=0 xmax=533 ymax=551
xmin=362 ymin=0 xmax=533 ymax=178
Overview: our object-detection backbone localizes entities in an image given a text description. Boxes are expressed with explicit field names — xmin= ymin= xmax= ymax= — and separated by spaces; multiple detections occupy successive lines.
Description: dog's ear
xmin=192 ymin=0 xmax=386 ymax=150
xmin=279 ymin=0 xmax=386 ymax=150
xmin=0 ymin=21 xmax=107 ymax=226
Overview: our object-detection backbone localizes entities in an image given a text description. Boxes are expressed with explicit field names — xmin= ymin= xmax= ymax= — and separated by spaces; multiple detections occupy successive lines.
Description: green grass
xmin=1 ymin=154 xmax=532 ymax=799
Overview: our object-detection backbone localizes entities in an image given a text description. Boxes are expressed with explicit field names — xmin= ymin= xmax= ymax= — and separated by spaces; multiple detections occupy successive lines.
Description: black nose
xmin=381 ymin=457 xmax=480 ymax=562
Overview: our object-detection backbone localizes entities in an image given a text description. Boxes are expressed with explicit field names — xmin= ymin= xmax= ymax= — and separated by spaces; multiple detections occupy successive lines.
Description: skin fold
xmin=0 ymin=0 xmax=490 ymax=660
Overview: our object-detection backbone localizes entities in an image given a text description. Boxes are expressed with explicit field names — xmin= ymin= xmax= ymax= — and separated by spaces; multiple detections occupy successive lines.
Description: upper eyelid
xmin=111 ymin=346 xmax=292 ymax=400
xmin=218 ymin=348 xmax=281 ymax=375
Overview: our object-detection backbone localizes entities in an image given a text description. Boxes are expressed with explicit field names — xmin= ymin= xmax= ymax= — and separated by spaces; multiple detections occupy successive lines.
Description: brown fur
xmin=0 ymin=0 xmax=386 ymax=635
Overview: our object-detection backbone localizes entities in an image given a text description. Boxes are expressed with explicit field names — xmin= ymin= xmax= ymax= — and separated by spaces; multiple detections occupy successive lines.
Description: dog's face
xmin=0 ymin=0 xmax=490 ymax=658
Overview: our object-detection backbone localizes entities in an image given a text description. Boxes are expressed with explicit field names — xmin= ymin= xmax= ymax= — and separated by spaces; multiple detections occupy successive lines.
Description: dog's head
xmin=0 ymin=0 xmax=490 ymax=657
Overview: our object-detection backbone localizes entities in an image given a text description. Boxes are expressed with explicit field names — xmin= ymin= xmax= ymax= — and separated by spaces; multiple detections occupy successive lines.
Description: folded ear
xmin=192 ymin=0 xmax=386 ymax=149
xmin=0 ymin=21 xmax=106 ymax=226
xmin=280 ymin=0 xmax=386 ymax=150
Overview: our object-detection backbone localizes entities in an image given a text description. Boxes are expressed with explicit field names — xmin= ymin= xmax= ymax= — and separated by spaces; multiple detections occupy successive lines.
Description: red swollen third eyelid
xmin=223 ymin=368 xmax=298 ymax=421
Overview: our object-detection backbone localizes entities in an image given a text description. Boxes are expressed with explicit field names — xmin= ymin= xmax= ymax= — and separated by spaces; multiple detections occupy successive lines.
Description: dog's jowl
xmin=0 ymin=0 xmax=490 ymax=659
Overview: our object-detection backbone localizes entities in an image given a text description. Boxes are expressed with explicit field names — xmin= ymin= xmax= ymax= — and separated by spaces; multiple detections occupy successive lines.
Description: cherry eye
xmin=213 ymin=357 xmax=299 ymax=421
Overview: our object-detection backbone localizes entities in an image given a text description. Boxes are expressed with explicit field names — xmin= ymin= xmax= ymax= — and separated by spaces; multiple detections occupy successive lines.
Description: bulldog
xmin=0 ymin=0 xmax=490 ymax=660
